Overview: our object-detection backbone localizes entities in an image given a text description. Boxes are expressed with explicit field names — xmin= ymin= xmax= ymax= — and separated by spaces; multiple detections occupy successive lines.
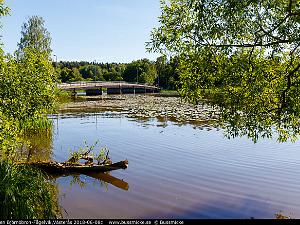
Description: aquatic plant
xmin=19 ymin=116 xmax=53 ymax=132
xmin=67 ymin=140 xmax=110 ymax=165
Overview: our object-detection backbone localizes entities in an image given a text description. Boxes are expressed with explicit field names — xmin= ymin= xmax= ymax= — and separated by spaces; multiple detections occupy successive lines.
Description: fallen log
xmin=24 ymin=160 xmax=128 ymax=174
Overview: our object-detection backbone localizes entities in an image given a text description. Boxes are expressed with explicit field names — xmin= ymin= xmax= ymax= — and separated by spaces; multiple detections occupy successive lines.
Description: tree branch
xmin=200 ymin=39 xmax=291 ymax=48
xmin=288 ymin=0 xmax=293 ymax=13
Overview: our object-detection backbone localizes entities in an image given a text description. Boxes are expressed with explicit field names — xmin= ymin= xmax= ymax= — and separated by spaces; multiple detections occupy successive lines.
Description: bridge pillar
xmin=86 ymin=88 xmax=102 ymax=96
xmin=107 ymin=88 xmax=122 ymax=95
xmin=134 ymin=88 xmax=145 ymax=93
xmin=121 ymin=88 xmax=135 ymax=94
xmin=146 ymin=88 xmax=154 ymax=93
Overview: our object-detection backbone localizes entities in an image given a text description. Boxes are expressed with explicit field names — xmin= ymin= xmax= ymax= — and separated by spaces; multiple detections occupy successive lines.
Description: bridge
xmin=57 ymin=81 xmax=160 ymax=96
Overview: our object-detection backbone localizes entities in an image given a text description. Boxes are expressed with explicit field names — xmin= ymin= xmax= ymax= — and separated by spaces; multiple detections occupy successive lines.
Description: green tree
xmin=0 ymin=112 xmax=20 ymax=158
xmin=0 ymin=2 xmax=61 ymax=218
xmin=148 ymin=0 xmax=300 ymax=142
xmin=0 ymin=0 xmax=9 ymax=24
xmin=79 ymin=65 xmax=105 ymax=81
xmin=155 ymin=56 xmax=179 ymax=90
xmin=17 ymin=16 xmax=52 ymax=58
xmin=123 ymin=59 xmax=158 ymax=84
xmin=0 ymin=49 xmax=56 ymax=125
xmin=59 ymin=67 xmax=84 ymax=82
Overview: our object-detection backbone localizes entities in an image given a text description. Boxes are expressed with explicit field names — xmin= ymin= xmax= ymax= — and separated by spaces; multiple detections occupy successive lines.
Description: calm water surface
xmin=50 ymin=111 xmax=300 ymax=219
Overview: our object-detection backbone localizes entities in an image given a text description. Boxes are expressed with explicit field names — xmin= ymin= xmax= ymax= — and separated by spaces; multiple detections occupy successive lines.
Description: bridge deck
xmin=57 ymin=81 xmax=159 ymax=91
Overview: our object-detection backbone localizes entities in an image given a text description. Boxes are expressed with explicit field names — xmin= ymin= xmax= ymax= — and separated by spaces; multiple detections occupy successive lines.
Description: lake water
xmin=49 ymin=110 xmax=300 ymax=219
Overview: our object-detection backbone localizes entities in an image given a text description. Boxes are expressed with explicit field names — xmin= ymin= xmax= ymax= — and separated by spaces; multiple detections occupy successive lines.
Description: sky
xmin=1 ymin=0 xmax=161 ymax=63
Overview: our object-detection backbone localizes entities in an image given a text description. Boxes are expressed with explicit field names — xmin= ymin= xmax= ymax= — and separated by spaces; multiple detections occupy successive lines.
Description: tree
xmin=79 ymin=65 xmax=105 ymax=81
xmin=155 ymin=56 xmax=179 ymax=89
xmin=0 ymin=0 xmax=9 ymax=46
xmin=1 ymin=15 xmax=56 ymax=129
xmin=59 ymin=67 xmax=84 ymax=82
xmin=0 ymin=49 xmax=56 ymax=125
xmin=123 ymin=59 xmax=157 ymax=84
xmin=0 ymin=0 xmax=9 ymax=24
xmin=17 ymin=16 xmax=52 ymax=58
xmin=0 ymin=3 xmax=61 ymax=219
xmin=147 ymin=0 xmax=300 ymax=142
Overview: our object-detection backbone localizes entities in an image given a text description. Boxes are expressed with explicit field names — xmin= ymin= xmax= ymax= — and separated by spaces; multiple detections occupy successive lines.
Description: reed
xmin=19 ymin=116 xmax=53 ymax=132
xmin=0 ymin=160 xmax=61 ymax=219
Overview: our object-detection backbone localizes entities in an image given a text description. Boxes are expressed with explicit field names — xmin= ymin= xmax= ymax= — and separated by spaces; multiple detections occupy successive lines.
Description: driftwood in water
xmin=23 ymin=145 xmax=128 ymax=174
xmin=21 ymin=146 xmax=129 ymax=190
xmin=25 ymin=160 xmax=128 ymax=174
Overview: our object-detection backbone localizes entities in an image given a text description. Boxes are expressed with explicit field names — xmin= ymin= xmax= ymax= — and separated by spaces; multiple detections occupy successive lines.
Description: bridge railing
xmin=57 ymin=81 xmax=160 ymax=90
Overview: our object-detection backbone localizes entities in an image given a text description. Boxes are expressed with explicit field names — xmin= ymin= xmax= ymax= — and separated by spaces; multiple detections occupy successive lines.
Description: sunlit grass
xmin=19 ymin=116 xmax=53 ymax=132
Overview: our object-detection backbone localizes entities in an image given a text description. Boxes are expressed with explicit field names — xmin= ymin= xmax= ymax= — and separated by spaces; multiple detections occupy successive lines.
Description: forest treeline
xmin=55 ymin=56 xmax=179 ymax=90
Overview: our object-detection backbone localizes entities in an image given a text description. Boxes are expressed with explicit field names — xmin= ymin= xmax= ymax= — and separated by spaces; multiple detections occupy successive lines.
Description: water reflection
xmin=19 ymin=129 xmax=53 ymax=162
xmin=51 ymin=109 xmax=300 ymax=219
xmin=21 ymin=127 xmax=130 ymax=192
xmin=60 ymin=94 xmax=300 ymax=143
xmin=22 ymin=99 xmax=300 ymax=218
xmin=18 ymin=119 xmax=130 ymax=218
xmin=49 ymin=172 xmax=129 ymax=191
xmin=53 ymin=111 xmax=217 ymax=132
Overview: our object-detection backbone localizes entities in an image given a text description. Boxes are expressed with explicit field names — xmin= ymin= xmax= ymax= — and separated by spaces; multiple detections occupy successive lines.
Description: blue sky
xmin=1 ymin=0 xmax=161 ymax=63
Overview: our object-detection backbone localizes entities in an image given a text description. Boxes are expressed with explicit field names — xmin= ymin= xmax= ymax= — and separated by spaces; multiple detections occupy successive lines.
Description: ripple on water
xmin=51 ymin=113 xmax=300 ymax=219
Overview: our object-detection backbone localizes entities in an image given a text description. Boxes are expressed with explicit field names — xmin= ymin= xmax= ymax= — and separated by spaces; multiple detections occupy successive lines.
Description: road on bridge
xmin=57 ymin=81 xmax=159 ymax=91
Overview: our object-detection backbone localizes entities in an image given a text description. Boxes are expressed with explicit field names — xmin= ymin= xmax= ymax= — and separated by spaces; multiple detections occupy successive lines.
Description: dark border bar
xmin=1 ymin=219 xmax=299 ymax=225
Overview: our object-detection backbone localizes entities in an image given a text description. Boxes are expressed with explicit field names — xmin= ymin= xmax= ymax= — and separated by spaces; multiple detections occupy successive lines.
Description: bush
xmin=0 ymin=161 xmax=60 ymax=219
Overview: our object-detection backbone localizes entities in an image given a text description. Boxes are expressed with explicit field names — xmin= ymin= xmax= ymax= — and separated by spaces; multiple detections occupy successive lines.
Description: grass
xmin=19 ymin=116 xmax=53 ymax=133
xmin=160 ymin=89 xmax=178 ymax=93
xmin=0 ymin=161 xmax=61 ymax=219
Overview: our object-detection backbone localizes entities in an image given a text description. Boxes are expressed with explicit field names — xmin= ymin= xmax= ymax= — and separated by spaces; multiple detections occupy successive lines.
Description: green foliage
xmin=95 ymin=146 xmax=109 ymax=165
xmin=0 ymin=47 xmax=56 ymax=127
xmin=79 ymin=65 xmax=105 ymax=81
xmin=68 ymin=140 xmax=109 ymax=165
xmin=0 ymin=112 xmax=21 ymax=159
xmin=123 ymin=58 xmax=158 ymax=84
xmin=0 ymin=4 xmax=60 ymax=219
xmin=148 ymin=0 xmax=300 ymax=142
xmin=55 ymin=59 xmax=179 ymax=87
xmin=0 ymin=0 xmax=9 ymax=20
xmin=68 ymin=140 xmax=98 ymax=164
xmin=155 ymin=56 xmax=179 ymax=90
xmin=56 ymin=61 xmax=125 ymax=82
xmin=17 ymin=16 xmax=52 ymax=58
xmin=0 ymin=161 xmax=60 ymax=219
xmin=55 ymin=89 xmax=72 ymax=104
xmin=19 ymin=116 xmax=53 ymax=132
xmin=59 ymin=67 xmax=85 ymax=82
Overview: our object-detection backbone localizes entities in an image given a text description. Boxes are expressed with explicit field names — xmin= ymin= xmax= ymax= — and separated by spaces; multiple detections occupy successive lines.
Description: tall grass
xmin=19 ymin=116 xmax=53 ymax=132
xmin=0 ymin=161 xmax=61 ymax=219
